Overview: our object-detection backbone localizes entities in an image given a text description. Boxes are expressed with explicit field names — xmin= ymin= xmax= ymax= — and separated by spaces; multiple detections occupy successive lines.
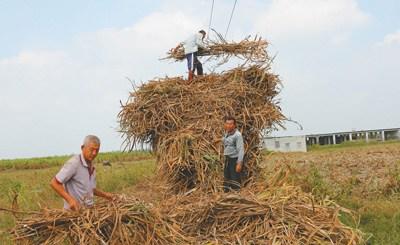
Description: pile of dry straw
xmin=11 ymin=172 xmax=364 ymax=244
xmin=162 ymin=185 xmax=363 ymax=244
xmin=11 ymin=197 xmax=185 ymax=244
xmin=9 ymin=34 xmax=365 ymax=244
xmin=118 ymin=64 xmax=284 ymax=193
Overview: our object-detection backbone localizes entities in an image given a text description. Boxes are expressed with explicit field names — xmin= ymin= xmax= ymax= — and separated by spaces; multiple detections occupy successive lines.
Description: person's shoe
xmin=188 ymin=71 xmax=194 ymax=81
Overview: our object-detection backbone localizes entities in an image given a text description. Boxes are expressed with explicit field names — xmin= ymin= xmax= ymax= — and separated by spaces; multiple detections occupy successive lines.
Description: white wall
xmin=263 ymin=136 xmax=307 ymax=152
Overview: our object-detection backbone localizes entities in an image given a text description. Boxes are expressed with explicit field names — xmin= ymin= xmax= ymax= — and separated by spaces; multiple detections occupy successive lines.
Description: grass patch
xmin=338 ymin=197 xmax=400 ymax=244
xmin=96 ymin=159 xmax=156 ymax=192
xmin=301 ymin=165 xmax=333 ymax=199
xmin=0 ymin=150 xmax=153 ymax=171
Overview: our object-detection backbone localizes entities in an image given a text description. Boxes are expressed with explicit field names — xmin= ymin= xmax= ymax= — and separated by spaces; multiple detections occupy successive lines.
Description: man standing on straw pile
xmin=174 ymin=30 xmax=207 ymax=81
xmin=223 ymin=116 xmax=245 ymax=192
xmin=50 ymin=135 xmax=114 ymax=210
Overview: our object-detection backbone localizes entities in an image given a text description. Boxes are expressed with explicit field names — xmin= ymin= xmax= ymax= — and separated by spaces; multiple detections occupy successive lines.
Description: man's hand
xmin=173 ymin=43 xmax=182 ymax=53
xmin=104 ymin=192 xmax=116 ymax=201
xmin=94 ymin=188 xmax=116 ymax=201
xmin=67 ymin=198 xmax=80 ymax=211
xmin=235 ymin=162 xmax=243 ymax=173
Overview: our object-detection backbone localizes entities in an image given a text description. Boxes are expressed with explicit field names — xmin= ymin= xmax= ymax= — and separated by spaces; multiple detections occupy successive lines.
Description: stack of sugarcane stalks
xmin=8 ymin=185 xmax=365 ymax=245
xmin=161 ymin=185 xmax=364 ymax=244
xmin=118 ymin=65 xmax=285 ymax=193
xmin=6 ymin=168 xmax=366 ymax=244
xmin=10 ymin=197 xmax=187 ymax=245
xmin=164 ymin=32 xmax=269 ymax=65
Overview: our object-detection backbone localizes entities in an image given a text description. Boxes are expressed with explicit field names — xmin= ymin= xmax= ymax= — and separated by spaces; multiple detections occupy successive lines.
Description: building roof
xmin=265 ymin=127 xmax=400 ymax=139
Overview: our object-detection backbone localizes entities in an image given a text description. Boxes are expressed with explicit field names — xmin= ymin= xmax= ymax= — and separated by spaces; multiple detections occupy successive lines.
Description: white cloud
xmin=79 ymin=11 xmax=200 ymax=55
xmin=378 ymin=30 xmax=400 ymax=46
xmin=0 ymin=50 xmax=66 ymax=66
xmin=330 ymin=34 xmax=349 ymax=45
xmin=255 ymin=0 xmax=369 ymax=40
xmin=0 ymin=10 xmax=202 ymax=159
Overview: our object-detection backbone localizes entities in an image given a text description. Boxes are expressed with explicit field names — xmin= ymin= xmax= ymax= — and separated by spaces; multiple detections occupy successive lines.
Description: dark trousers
xmin=223 ymin=156 xmax=241 ymax=192
xmin=185 ymin=52 xmax=203 ymax=75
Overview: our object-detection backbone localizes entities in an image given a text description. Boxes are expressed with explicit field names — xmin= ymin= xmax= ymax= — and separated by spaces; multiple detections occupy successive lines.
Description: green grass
xmin=0 ymin=154 xmax=156 ymax=244
xmin=301 ymin=164 xmax=333 ymax=199
xmin=0 ymin=151 xmax=153 ymax=171
xmin=338 ymin=197 xmax=400 ymax=244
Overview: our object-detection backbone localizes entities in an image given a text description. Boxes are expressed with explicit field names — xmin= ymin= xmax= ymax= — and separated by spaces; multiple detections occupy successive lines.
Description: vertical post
xmin=365 ymin=132 xmax=369 ymax=143
xmin=349 ymin=133 xmax=353 ymax=141
xmin=381 ymin=130 xmax=385 ymax=141
xmin=316 ymin=136 xmax=320 ymax=145
xmin=332 ymin=134 xmax=336 ymax=144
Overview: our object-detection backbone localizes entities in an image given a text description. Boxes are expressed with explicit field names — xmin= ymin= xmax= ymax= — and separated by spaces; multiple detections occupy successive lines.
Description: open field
xmin=264 ymin=140 xmax=400 ymax=198
xmin=1 ymin=142 xmax=400 ymax=244
xmin=263 ymin=141 xmax=400 ymax=244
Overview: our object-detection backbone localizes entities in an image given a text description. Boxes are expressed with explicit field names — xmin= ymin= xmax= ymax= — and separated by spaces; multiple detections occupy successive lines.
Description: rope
xmin=207 ymin=0 xmax=215 ymax=37
xmin=224 ymin=0 xmax=237 ymax=39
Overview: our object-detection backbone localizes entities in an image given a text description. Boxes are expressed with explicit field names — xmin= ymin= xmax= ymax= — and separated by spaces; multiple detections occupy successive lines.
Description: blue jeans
xmin=185 ymin=52 xmax=203 ymax=75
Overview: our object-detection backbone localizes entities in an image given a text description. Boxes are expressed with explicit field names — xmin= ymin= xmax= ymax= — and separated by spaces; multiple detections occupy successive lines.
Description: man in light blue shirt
xmin=175 ymin=30 xmax=207 ymax=81
xmin=222 ymin=116 xmax=245 ymax=192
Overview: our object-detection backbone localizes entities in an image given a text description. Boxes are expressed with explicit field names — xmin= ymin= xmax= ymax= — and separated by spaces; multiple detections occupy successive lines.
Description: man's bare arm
xmin=50 ymin=178 xmax=80 ymax=210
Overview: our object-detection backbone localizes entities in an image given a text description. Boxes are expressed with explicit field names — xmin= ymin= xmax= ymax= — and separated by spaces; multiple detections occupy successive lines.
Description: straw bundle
xmin=7 ymin=168 xmax=365 ymax=244
xmin=11 ymin=197 xmax=185 ymax=245
xmin=164 ymin=33 xmax=269 ymax=65
xmin=118 ymin=65 xmax=285 ymax=192
xmin=9 ymin=185 xmax=365 ymax=245
xmin=162 ymin=186 xmax=364 ymax=244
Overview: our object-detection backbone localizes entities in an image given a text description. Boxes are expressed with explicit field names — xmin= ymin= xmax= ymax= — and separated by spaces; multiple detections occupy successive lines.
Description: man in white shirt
xmin=175 ymin=30 xmax=207 ymax=81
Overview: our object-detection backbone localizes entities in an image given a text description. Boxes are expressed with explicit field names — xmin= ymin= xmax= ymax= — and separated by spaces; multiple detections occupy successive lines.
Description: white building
xmin=263 ymin=135 xmax=307 ymax=152
xmin=306 ymin=127 xmax=400 ymax=145
xmin=263 ymin=128 xmax=400 ymax=151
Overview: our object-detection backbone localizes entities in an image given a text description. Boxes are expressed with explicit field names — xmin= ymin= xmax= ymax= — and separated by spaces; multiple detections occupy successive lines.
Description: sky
xmin=0 ymin=0 xmax=399 ymax=159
